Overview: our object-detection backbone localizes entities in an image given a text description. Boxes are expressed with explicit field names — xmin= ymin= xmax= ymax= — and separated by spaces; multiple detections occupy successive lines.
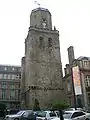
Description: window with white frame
xmin=87 ymin=93 xmax=90 ymax=104
xmin=12 ymin=68 xmax=15 ymax=71
xmin=85 ymin=75 xmax=90 ymax=87
xmin=1 ymin=81 xmax=6 ymax=88
xmin=4 ymin=67 xmax=7 ymax=71
xmin=2 ymin=89 xmax=6 ymax=100
xmin=16 ymin=90 xmax=19 ymax=100
xmin=83 ymin=61 xmax=88 ymax=68
xmin=67 ymin=82 xmax=71 ymax=92
xmin=7 ymin=74 xmax=11 ymax=79
xmin=3 ymin=74 xmax=7 ymax=79
xmin=11 ymin=84 xmax=15 ymax=89
xmin=66 ymin=68 xmax=69 ymax=74
xmin=0 ymin=74 xmax=3 ymax=79
xmin=10 ymin=90 xmax=15 ymax=99
xmin=79 ymin=61 xmax=83 ymax=68
xmin=11 ymin=74 xmax=16 ymax=79
xmin=19 ymin=68 xmax=21 ymax=72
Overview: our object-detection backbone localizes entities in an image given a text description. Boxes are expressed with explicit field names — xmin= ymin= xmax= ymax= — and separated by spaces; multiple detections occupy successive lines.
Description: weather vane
xmin=34 ymin=1 xmax=40 ymax=7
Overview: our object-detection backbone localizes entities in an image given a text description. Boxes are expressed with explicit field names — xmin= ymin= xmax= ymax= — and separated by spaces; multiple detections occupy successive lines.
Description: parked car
xmin=36 ymin=110 xmax=58 ymax=120
xmin=54 ymin=111 xmax=60 ymax=117
xmin=20 ymin=110 xmax=36 ymax=120
xmin=64 ymin=108 xmax=84 ymax=112
xmin=5 ymin=110 xmax=26 ymax=120
xmin=52 ymin=110 xmax=90 ymax=120
xmin=0 ymin=110 xmax=6 ymax=119
xmin=6 ymin=109 xmax=20 ymax=115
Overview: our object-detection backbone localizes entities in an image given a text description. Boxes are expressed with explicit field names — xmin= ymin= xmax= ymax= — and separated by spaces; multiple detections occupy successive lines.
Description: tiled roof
xmin=77 ymin=56 xmax=90 ymax=60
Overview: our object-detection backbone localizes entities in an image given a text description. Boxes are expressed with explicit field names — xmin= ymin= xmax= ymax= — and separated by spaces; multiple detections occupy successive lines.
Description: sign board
xmin=72 ymin=66 xmax=82 ymax=95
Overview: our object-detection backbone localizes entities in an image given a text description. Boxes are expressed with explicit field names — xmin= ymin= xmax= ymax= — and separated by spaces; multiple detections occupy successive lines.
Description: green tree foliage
xmin=77 ymin=98 xmax=83 ymax=108
xmin=52 ymin=100 xmax=70 ymax=110
xmin=0 ymin=102 xmax=6 ymax=110
xmin=33 ymin=99 xmax=40 ymax=111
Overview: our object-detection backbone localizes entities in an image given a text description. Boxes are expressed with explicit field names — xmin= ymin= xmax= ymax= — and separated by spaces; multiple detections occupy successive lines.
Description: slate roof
xmin=77 ymin=56 xmax=90 ymax=60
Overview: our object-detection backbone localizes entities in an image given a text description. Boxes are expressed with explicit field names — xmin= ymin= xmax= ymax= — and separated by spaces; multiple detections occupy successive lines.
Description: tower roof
xmin=30 ymin=7 xmax=52 ymax=30
xmin=32 ymin=7 xmax=51 ymax=14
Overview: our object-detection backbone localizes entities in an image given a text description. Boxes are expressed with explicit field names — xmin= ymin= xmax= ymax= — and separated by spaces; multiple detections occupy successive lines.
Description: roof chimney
xmin=67 ymin=46 xmax=75 ymax=65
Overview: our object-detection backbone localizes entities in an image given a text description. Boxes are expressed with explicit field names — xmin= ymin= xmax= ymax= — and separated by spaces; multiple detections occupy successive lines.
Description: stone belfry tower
xmin=22 ymin=7 xmax=64 ymax=108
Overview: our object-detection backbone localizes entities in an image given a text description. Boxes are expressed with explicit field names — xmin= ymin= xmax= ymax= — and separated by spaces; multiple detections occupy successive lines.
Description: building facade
xmin=64 ymin=46 xmax=90 ymax=110
xmin=0 ymin=65 xmax=21 ymax=108
xmin=21 ymin=7 xmax=65 ymax=109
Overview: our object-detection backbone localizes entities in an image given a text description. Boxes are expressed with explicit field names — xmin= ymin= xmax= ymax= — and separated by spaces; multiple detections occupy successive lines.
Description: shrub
xmin=0 ymin=102 xmax=6 ymax=110
xmin=52 ymin=100 xmax=70 ymax=110
xmin=33 ymin=99 xmax=40 ymax=111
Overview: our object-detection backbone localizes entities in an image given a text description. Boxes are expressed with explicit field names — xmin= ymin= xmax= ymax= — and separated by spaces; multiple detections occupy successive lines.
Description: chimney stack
xmin=67 ymin=46 xmax=75 ymax=65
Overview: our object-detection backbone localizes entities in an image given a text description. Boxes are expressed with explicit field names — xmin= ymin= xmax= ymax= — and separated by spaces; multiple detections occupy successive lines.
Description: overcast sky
xmin=0 ymin=0 xmax=90 ymax=71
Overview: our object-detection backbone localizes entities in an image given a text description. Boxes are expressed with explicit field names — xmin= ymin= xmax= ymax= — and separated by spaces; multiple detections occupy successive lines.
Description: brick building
xmin=64 ymin=46 xmax=90 ymax=110
xmin=0 ymin=65 xmax=21 ymax=108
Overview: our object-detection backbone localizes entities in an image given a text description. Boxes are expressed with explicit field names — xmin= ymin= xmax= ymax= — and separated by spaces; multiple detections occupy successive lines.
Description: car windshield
xmin=65 ymin=108 xmax=74 ymax=111
xmin=22 ymin=110 xmax=33 ymax=118
xmin=37 ymin=111 xmax=46 ymax=117
xmin=17 ymin=111 xmax=24 ymax=115
xmin=49 ymin=112 xmax=56 ymax=117
xmin=7 ymin=109 xmax=19 ymax=115
xmin=63 ymin=112 xmax=72 ymax=119
xmin=23 ymin=111 xmax=29 ymax=117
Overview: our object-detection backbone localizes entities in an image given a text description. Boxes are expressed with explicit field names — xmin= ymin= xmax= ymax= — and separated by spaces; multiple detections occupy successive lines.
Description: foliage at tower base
xmin=33 ymin=99 xmax=40 ymax=111
xmin=52 ymin=100 xmax=70 ymax=110
xmin=0 ymin=102 xmax=6 ymax=118
xmin=0 ymin=102 xmax=6 ymax=110
xmin=77 ymin=98 xmax=83 ymax=108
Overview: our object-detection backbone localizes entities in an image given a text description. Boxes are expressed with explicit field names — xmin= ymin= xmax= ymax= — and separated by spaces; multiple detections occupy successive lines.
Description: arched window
xmin=39 ymin=37 xmax=44 ymax=49
xmin=48 ymin=37 xmax=52 ymax=47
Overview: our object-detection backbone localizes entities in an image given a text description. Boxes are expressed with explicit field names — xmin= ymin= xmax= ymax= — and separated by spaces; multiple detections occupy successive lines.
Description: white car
xmin=64 ymin=108 xmax=84 ymax=111
xmin=36 ymin=110 xmax=58 ymax=120
xmin=52 ymin=110 xmax=90 ymax=120
xmin=5 ymin=110 xmax=26 ymax=120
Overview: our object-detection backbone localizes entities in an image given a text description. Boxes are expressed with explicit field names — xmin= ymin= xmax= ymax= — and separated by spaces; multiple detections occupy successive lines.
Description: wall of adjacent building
xmin=0 ymin=65 xmax=21 ymax=108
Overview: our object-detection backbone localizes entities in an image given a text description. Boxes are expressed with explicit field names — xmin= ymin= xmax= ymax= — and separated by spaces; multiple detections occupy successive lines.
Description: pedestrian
xmin=59 ymin=109 xmax=64 ymax=120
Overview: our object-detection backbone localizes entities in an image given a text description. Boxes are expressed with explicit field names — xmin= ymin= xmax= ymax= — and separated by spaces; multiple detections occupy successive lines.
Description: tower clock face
xmin=41 ymin=17 xmax=47 ymax=28
xmin=42 ymin=22 xmax=46 ymax=28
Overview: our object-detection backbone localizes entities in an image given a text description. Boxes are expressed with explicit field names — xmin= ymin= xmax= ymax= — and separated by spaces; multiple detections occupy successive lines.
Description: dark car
xmin=0 ymin=110 xmax=6 ymax=119
xmin=7 ymin=109 xmax=20 ymax=115
xmin=20 ymin=110 xmax=37 ymax=120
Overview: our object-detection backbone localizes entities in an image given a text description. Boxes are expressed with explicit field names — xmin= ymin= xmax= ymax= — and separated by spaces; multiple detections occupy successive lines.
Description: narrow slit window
xmin=48 ymin=38 xmax=52 ymax=47
xmin=39 ymin=37 xmax=44 ymax=48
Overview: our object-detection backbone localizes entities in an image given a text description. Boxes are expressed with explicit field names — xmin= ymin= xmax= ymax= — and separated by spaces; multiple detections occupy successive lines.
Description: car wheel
xmin=14 ymin=118 xmax=19 ymax=120
xmin=85 ymin=118 xmax=90 ymax=120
